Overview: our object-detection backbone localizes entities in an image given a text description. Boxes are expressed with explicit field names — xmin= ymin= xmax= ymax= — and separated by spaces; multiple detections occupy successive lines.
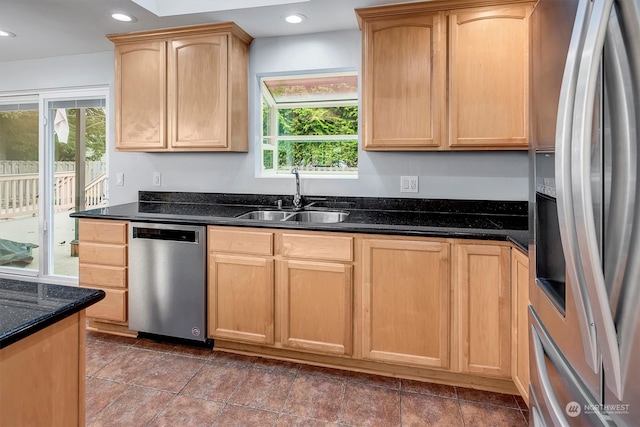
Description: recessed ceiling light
xmin=111 ymin=13 xmax=138 ymax=22
xmin=0 ymin=30 xmax=16 ymax=37
xmin=285 ymin=14 xmax=306 ymax=24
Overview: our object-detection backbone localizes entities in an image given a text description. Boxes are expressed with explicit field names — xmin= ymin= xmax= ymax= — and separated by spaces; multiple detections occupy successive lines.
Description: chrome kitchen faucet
xmin=291 ymin=167 xmax=302 ymax=209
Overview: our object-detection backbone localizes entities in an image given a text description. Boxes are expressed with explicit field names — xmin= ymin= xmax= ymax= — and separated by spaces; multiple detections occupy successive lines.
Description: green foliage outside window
xmin=276 ymin=106 xmax=358 ymax=169
xmin=0 ymin=110 xmax=38 ymax=160
xmin=278 ymin=106 xmax=357 ymax=136
xmin=55 ymin=108 xmax=107 ymax=162
xmin=0 ymin=108 xmax=106 ymax=161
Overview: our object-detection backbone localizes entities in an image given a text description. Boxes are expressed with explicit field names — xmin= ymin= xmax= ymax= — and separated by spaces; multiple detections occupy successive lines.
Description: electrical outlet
xmin=116 ymin=173 xmax=124 ymax=186
xmin=153 ymin=172 xmax=161 ymax=187
xmin=400 ymin=176 xmax=418 ymax=193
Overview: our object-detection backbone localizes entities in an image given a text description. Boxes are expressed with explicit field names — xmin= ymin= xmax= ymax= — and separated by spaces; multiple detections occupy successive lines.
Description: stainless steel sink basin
xmin=287 ymin=211 xmax=349 ymax=223
xmin=235 ymin=210 xmax=349 ymax=223
xmin=235 ymin=210 xmax=295 ymax=221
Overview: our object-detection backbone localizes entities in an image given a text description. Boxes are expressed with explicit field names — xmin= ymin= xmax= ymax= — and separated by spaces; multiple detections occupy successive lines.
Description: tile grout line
xmin=274 ymin=364 xmax=299 ymax=423
xmin=144 ymin=352 xmax=213 ymax=426
xmin=337 ymin=374 xmax=349 ymax=425
xmin=398 ymin=387 xmax=404 ymax=426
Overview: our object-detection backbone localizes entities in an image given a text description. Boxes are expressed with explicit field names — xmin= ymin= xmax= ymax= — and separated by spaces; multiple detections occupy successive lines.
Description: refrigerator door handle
xmin=531 ymin=325 xmax=571 ymax=427
xmin=609 ymin=0 xmax=640 ymax=416
xmin=570 ymin=0 xmax=624 ymax=399
xmin=554 ymin=0 xmax=599 ymax=372
xmin=602 ymin=12 xmax=636 ymax=319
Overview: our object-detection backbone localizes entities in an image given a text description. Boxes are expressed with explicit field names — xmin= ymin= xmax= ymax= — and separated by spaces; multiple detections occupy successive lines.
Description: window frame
xmin=259 ymin=71 xmax=359 ymax=178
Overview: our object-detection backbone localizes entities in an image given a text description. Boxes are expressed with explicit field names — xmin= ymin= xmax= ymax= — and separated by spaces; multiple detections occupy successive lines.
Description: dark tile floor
xmin=85 ymin=331 xmax=530 ymax=427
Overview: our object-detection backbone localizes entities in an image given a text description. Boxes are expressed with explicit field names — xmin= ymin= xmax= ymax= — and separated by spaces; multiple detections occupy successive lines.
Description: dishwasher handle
xmin=132 ymin=226 xmax=201 ymax=243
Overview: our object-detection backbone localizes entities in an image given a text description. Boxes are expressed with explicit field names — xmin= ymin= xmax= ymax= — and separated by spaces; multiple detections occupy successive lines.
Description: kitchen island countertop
xmin=0 ymin=279 xmax=105 ymax=349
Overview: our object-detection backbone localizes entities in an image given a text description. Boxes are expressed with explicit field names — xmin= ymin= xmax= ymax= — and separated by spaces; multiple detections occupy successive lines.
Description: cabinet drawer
xmin=83 ymin=288 xmax=127 ymax=322
xmin=79 ymin=220 xmax=128 ymax=244
xmin=208 ymin=228 xmax=273 ymax=256
xmin=79 ymin=243 xmax=127 ymax=266
xmin=281 ymin=233 xmax=353 ymax=262
xmin=80 ymin=265 xmax=127 ymax=288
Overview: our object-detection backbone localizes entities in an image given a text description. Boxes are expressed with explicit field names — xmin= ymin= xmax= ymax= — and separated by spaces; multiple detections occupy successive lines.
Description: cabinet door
xmin=279 ymin=260 xmax=353 ymax=355
xmin=114 ymin=41 xmax=167 ymax=150
xmin=208 ymin=254 xmax=274 ymax=344
xmin=511 ymin=248 xmax=530 ymax=404
xmin=168 ymin=34 xmax=228 ymax=150
xmin=361 ymin=13 xmax=445 ymax=150
xmin=361 ymin=239 xmax=450 ymax=368
xmin=448 ymin=5 xmax=531 ymax=150
xmin=456 ymin=243 xmax=511 ymax=377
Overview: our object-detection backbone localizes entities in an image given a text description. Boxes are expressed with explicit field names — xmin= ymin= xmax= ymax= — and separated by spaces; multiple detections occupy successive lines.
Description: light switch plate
xmin=116 ymin=173 xmax=124 ymax=186
xmin=153 ymin=172 xmax=161 ymax=187
xmin=400 ymin=176 xmax=418 ymax=193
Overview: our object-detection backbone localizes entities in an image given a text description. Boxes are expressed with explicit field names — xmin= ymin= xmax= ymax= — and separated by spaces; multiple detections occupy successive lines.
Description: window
xmin=260 ymin=72 xmax=358 ymax=176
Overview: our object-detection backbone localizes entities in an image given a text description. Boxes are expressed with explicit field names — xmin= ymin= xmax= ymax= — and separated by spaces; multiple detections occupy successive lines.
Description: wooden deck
xmin=0 ymin=172 xmax=107 ymax=220
xmin=0 ymin=208 xmax=88 ymax=278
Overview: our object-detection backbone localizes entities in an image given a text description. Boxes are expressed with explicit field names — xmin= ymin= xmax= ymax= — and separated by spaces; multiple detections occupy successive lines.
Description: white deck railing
xmin=0 ymin=172 xmax=107 ymax=219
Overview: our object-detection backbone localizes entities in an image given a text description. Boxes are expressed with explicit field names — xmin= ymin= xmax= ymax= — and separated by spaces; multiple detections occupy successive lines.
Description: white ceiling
xmin=0 ymin=0 xmax=421 ymax=63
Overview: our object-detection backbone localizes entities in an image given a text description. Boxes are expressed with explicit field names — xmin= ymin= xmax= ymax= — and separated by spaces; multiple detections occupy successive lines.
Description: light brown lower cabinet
xmin=361 ymin=238 xmax=450 ymax=368
xmin=454 ymin=242 xmax=512 ymax=378
xmin=78 ymin=219 xmax=529 ymax=397
xmin=207 ymin=228 xmax=275 ymax=344
xmin=205 ymin=226 xmax=527 ymax=396
xmin=511 ymin=247 xmax=530 ymax=404
xmin=0 ymin=312 xmax=86 ymax=427
xmin=208 ymin=253 xmax=275 ymax=344
xmin=78 ymin=219 xmax=133 ymax=336
xmin=207 ymin=227 xmax=354 ymax=356
xmin=279 ymin=259 xmax=353 ymax=355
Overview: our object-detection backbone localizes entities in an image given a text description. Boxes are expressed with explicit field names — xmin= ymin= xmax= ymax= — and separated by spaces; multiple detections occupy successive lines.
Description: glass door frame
xmin=0 ymin=86 xmax=109 ymax=284
xmin=40 ymin=86 xmax=109 ymax=284
xmin=0 ymin=93 xmax=40 ymax=280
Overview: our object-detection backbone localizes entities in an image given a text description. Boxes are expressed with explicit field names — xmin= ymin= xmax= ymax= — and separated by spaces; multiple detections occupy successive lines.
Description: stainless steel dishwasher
xmin=129 ymin=222 xmax=207 ymax=343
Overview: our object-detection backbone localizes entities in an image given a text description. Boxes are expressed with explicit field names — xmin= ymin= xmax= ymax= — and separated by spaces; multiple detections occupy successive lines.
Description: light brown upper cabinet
xmin=359 ymin=13 xmax=446 ymax=150
xmin=448 ymin=5 xmax=531 ymax=150
xmin=356 ymin=0 xmax=533 ymax=151
xmin=108 ymin=23 xmax=252 ymax=152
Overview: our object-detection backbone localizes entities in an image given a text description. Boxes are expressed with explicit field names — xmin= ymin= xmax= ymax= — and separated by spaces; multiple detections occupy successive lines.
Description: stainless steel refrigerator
xmin=529 ymin=0 xmax=640 ymax=425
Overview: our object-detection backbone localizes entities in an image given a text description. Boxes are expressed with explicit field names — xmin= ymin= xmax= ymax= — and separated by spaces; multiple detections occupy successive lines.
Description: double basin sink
xmin=236 ymin=209 xmax=349 ymax=223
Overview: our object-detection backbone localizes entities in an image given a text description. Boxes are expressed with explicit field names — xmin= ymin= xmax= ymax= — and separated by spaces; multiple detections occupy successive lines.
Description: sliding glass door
xmin=0 ymin=96 xmax=40 ymax=274
xmin=0 ymin=88 xmax=108 ymax=281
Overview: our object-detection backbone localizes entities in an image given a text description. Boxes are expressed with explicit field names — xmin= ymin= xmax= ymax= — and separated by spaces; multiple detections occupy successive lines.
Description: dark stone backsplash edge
xmin=139 ymin=191 xmax=528 ymax=216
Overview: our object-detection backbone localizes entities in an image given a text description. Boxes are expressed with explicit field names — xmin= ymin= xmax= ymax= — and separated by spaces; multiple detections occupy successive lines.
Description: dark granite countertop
xmin=71 ymin=192 xmax=529 ymax=253
xmin=0 ymin=279 xmax=105 ymax=349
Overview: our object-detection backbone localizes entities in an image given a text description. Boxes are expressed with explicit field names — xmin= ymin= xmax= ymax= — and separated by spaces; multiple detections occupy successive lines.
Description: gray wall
xmin=0 ymin=30 xmax=528 ymax=206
